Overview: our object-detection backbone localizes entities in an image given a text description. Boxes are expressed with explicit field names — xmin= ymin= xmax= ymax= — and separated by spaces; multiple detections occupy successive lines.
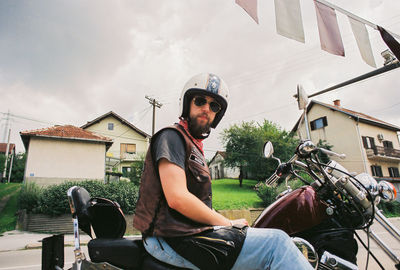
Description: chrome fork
xmin=366 ymin=207 xmax=400 ymax=265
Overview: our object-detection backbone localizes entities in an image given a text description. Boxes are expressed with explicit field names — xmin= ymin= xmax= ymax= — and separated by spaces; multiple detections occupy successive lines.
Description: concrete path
xmin=0 ymin=230 xmax=91 ymax=252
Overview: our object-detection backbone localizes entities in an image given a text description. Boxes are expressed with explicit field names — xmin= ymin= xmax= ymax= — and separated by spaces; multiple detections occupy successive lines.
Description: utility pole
xmin=2 ymin=128 xmax=11 ymax=182
xmin=2 ymin=110 xmax=10 ymax=143
xmin=145 ymin=96 xmax=163 ymax=136
xmin=7 ymin=148 xmax=14 ymax=183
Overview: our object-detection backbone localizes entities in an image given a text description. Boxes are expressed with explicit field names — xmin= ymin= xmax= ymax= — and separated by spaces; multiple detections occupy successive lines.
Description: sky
xmin=0 ymin=0 xmax=399 ymax=160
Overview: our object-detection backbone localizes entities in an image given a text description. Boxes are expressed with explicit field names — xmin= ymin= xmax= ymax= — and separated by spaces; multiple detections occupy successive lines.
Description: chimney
xmin=333 ymin=99 xmax=341 ymax=107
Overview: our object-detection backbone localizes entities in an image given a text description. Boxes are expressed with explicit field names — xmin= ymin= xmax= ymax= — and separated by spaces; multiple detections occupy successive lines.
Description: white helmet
xmin=179 ymin=73 xmax=229 ymax=128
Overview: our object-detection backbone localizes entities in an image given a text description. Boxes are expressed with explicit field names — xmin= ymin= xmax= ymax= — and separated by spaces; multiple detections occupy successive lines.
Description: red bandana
xmin=178 ymin=119 xmax=204 ymax=155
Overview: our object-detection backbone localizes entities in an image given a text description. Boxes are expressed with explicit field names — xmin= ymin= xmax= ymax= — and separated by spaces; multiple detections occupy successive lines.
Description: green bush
xmin=256 ymin=179 xmax=305 ymax=207
xmin=18 ymin=182 xmax=42 ymax=213
xmin=256 ymin=184 xmax=278 ymax=207
xmin=378 ymin=200 xmax=400 ymax=217
xmin=19 ymin=180 xmax=139 ymax=216
xmin=127 ymin=154 xmax=146 ymax=186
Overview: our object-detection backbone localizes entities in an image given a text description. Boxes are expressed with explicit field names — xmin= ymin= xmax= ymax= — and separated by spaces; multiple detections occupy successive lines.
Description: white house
xmin=81 ymin=111 xmax=150 ymax=176
xmin=20 ymin=125 xmax=113 ymax=186
xmin=208 ymin=151 xmax=240 ymax=179
xmin=292 ymin=99 xmax=400 ymax=193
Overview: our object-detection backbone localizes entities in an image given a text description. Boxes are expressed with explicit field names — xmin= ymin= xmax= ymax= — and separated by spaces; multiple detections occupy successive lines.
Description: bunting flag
xmin=275 ymin=0 xmax=305 ymax=43
xmin=348 ymin=17 xmax=376 ymax=67
xmin=234 ymin=0 xmax=400 ymax=66
xmin=235 ymin=0 xmax=259 ymax=24
xmin=377 ymin=26 xmax=400 ymax=61
xmin=314 ymin=1 xmax=345 ymax=56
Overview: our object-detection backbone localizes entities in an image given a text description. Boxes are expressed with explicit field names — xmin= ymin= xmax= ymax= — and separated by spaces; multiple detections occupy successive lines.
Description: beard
xmin=187 ymin=114 xmax=212 ymax=139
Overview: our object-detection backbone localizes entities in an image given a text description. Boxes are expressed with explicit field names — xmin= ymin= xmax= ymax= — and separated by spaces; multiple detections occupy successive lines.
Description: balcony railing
xmin=366 ymin=146 xmax=400 ymax=160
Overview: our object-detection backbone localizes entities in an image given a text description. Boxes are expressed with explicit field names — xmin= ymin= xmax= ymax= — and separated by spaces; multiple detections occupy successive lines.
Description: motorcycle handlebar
xmin=319 ymin=148 xmax=346 ymax=159
xmin=266 ymin=172 xmax=280 ymax=186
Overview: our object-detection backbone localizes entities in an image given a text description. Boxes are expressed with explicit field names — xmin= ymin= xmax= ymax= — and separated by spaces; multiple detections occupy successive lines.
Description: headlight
xmin=355 ymin=173 xmax=378 ymax=194
xmin=378 ymin=181 xmax=397 ymax=202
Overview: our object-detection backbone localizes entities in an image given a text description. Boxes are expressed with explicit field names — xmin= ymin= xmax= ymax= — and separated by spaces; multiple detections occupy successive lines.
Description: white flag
xmin=275 ymin=0 xmax=305 ymax=43
xmin=314 ymin=1 xmax=345 ymax=56
xmin=236 ymin=0 xmax=259 ymax=24
xmin=348 ymin=17 xmax=376 ymax=67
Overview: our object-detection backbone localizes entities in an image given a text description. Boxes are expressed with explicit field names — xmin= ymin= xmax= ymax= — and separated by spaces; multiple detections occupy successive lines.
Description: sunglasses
xmin=193 ymin=96 xmax=221 ymax=113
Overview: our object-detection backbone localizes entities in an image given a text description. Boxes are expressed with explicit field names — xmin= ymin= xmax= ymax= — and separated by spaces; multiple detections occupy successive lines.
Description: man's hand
xmin=230 ymin=219 xmax=249 ymax=226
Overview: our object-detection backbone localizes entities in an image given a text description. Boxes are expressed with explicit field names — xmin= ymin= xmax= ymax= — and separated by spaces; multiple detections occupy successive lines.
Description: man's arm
xmin=159 ymin=158 xmax=247 ymax=226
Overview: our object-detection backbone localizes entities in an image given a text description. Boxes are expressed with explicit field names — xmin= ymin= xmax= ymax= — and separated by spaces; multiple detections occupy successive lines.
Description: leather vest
xmin=133 ymin=124 xmax=213 ymax=237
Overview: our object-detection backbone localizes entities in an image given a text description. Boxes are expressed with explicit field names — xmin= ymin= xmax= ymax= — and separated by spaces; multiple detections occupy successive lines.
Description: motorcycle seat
xmin=88 ymin=238 xmax=190 ymax=270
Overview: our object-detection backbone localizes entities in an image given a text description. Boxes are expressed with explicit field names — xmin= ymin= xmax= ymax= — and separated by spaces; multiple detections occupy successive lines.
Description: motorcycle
xmin=42 ymin=184 xmax=318 ymax=270
xmin=41 ymin=140 xmax=399 ymax=270
xmin=254 ymin=140 xmax=400 ymax=270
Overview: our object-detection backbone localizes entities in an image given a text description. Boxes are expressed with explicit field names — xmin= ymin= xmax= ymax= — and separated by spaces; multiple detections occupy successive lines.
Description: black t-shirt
xmin=152 ymin=129 xmax=186 ymax=170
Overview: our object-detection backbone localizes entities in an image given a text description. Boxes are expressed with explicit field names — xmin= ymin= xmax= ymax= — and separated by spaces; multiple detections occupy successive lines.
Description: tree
xmin=0 ymin=152 xmax=26 ymax=183
xmin=127 ymin=154 xmax=146 ymax=186
xmin=11 ymin=153 xmax=26 ymax=182
xmin=221 ymin=120 xmax=298 ymax=182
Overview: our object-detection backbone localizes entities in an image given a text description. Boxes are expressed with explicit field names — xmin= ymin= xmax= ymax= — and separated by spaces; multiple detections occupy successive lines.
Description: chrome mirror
xmin=263 ymin=141 xmax=274 ymax=158
xmin=297 ymin=84 xmax=309 ymax=110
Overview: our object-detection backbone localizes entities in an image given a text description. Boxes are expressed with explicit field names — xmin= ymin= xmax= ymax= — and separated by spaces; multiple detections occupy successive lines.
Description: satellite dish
xmin=297 ymin=84 xmax=309 ymax=110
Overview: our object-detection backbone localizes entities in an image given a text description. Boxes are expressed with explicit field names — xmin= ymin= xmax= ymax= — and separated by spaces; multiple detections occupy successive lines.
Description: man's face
xmin=188 ymin=95 xmax=219 ymax=138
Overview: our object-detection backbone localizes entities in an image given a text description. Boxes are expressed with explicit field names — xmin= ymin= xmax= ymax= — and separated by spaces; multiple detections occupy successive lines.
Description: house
xmin=292 ymin=99 xmax=400 ymax=192
xmin=20 ymin=125 xmax=113 ymax=186
xmin=81 ymin=111 xmax=150 ymax=176
xmin=0 ymin=143 xmax=16 ymax=155
xmin=208 ymin=151 xmax=240 ymax=179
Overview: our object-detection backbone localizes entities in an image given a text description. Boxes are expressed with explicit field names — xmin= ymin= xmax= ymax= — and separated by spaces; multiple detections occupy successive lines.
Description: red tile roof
xmin=315 ymin=101 xmax=400 ymax=130
xmin=20 ymin=125 xmax=112 ymax=141
xmin=292 ymin=100 xmax=400 ymax=132
xmin=0 ymin=143 xmax=15 ymax=154
xmin=20 ymin=125 xmax=113 ymax=151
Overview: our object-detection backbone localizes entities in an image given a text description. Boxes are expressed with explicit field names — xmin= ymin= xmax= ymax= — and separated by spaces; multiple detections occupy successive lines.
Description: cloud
xmin=0 ymin=0 xmax=399 ymax=157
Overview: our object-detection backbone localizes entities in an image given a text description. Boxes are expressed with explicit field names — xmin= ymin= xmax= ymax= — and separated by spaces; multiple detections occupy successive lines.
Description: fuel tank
xmin=253 ymin=186 xmax=329 ymax=235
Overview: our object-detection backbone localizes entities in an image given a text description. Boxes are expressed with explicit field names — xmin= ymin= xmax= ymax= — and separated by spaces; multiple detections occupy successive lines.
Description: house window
xmin=121 ymin=143 xmax=136 ymax=156
xmin=371 ymin=165 xmax=383 ymax=177
xmin=383 ymin=140 xmax=394 ymax=149
xmin=108 ymin=123 xmax=114 ymax=130
xmin=310 ymin=117 xmax=328 ymax=130
xmin=362 ymin=136 xmax=375 ymax=149
xmin=389 ymin=167 xmax=400 ymax=178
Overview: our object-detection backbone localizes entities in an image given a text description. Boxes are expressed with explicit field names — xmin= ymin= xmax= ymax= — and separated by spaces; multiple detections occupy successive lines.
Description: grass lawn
xmin=0 ymin=183 xmax=21 ymax=200
xmin=212 ymin=179 xmax=263 ymax=210
xmin=0 ymin=183 xmax=22 ymax=234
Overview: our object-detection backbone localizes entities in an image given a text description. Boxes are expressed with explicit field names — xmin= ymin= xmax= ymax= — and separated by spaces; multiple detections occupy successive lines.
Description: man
xmin=133 ymin=73 xmax=312 ymax=270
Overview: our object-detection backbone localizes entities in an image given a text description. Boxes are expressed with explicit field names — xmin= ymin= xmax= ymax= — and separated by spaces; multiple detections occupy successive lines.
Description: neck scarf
xmin=178 ymin=119 xmax=204 ymax=155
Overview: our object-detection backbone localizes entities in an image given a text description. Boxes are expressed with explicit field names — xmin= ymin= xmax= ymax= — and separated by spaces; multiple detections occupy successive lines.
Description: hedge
xmin=18 ymin=180 xmax=139 ymax=216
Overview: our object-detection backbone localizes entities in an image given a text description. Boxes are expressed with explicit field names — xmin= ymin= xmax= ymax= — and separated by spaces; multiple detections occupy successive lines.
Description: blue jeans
xmin=144 ymin=227 xmax=313 ymax=270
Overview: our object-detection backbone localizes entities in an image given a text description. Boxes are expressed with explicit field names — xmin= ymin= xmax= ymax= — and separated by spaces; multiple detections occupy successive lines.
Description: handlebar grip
xmin=319 ymin=148 xmax=346 ymax=159
xmin=266 ymin=172 xmax=280 ymax=186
